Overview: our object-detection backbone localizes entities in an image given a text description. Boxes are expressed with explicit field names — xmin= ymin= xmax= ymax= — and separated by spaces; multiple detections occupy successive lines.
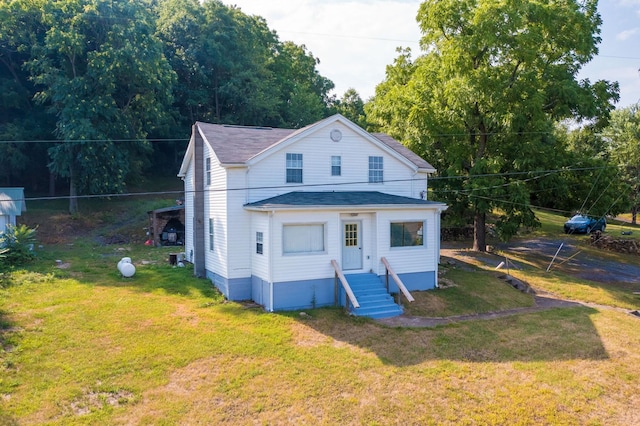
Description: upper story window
xmin=205 ymin=157 xmax=211 ymax=186
xmin=286 ymin=153 xmax=303 ymax=183
xmin=331 ymin=156 xmax=341 ymax=176
xmin=369 ymin=156 xmax=383 ymax=183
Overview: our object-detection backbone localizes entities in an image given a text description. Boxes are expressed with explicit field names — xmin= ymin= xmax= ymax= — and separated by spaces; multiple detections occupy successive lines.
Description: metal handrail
xmin=381 ymin=257 xmax=415 ymax=305
xmin=330 ymin=260 xmax=360 ymax=309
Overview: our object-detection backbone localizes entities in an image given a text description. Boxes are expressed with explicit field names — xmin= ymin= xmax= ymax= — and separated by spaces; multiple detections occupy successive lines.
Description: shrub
xmin=0 ymin=224 xmax=38 ymax=267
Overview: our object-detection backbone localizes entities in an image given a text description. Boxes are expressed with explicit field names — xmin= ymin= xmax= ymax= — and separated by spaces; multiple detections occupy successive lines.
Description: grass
xmin=1 ymin=200 xmax=640 ymax=424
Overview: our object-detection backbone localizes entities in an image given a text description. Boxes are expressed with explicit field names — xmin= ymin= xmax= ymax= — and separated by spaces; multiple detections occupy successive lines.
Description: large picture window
xmin=286 ymin=153 xmax=303 ymax=183
xmin=390 ymin=221 xmax=424 ymax=247
xmin=283 ymin=224 xmax=325 ymax=254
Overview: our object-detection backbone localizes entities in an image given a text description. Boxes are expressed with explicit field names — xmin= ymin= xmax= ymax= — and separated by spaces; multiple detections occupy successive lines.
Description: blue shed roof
xmin=0 ymin=188 xmax=26 ymax=216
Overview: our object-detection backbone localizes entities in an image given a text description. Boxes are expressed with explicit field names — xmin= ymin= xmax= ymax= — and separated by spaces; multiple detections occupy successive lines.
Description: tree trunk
xmin=49 ymin=170 xmax=56 ymax=197
xmin=632 ymin=205 xmax=637 ymax=225
xmin=473 ymin=210 xmax=486 ymax=252
xmin=69 ymin=165 xmax=78 ymax=215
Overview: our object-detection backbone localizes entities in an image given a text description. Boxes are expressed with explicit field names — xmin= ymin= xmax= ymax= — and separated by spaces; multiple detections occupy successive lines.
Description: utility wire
xmin=13 ymin=165 xmax=614 ymax=203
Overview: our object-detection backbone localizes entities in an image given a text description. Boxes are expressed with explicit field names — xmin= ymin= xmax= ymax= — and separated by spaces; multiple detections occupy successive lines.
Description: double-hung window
xmin=286 ymin=153 xmax=303 ymax=183
xmin=205 ymin=157 xmax=211 ymax=186
xmin=369 ymin=156 xmax=383 ymax=183
xmin=208 ymin=218 xmax=214 ymax=251
xmin=390 ymin=221 xmax=424 ymax=247
xmin=331 ymin=156 xmax=341 ymax=176
xmin=256 ymin=232 xmax=264 ymax=255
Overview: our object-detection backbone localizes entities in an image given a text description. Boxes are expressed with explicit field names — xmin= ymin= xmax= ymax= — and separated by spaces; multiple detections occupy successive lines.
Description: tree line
xmin=0 ymin=0 xmax=365 ymax=212
xmin=1 ymin=0 xmax=639 ymax=251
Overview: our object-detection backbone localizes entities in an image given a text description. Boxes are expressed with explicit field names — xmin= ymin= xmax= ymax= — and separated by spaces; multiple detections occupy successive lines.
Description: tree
xmin=0 ymin=0 xmax=55 ymax=190
xmin=605 ymin=104 xmax=640 ymax=223
xmin=367 ymin=0 xmax=618 ymax=251
xmin=29 ymin=0 xmax=175 ymax=213
xmin=156 ymin=0 xmax=334 ymax=130
xmin=335 ymin=88 xmax=367 ymax=128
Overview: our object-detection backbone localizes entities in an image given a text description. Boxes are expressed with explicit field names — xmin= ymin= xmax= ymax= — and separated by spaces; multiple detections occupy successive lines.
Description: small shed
xmin=147 ymin=205 xmax=185 ymax=247
xmin=0 ymin=188 xmax=26 ymax=233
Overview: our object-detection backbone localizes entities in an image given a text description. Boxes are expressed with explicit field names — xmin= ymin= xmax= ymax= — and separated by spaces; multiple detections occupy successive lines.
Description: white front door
xmin=342 ymin=221 xmax=362 ymax=270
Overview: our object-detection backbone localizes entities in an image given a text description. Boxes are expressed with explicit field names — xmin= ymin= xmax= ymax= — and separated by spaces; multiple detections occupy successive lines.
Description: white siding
xmin=375 ymin=209 xmax=440 ymax=276
xmin=251 ymin=212 xmax=270 ymax=279
xmin=269 ymin=210 xmax=341 ymax=283
xmin=224 ymin=168 xmax=252 ymax=279
xmin=245 ymin=122 xmax=425 ymax=203
xmin=183 ymin=161 xmax=195 ymax=263
xmin=203 ymin=142 xmax=229 ymax=278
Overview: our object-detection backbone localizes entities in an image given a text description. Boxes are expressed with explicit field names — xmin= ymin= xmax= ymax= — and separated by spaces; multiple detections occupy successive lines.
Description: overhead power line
xmin=13 ymin=164 xmax=615 ymax=203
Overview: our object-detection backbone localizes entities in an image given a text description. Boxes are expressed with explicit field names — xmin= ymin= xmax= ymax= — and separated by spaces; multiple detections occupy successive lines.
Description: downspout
xmin=269 ymin=210 xmax=275 ymax=312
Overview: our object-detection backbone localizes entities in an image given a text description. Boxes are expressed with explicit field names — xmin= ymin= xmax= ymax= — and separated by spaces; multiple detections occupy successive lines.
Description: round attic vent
xmin=330 ymin=128 xmax=342 ymax=142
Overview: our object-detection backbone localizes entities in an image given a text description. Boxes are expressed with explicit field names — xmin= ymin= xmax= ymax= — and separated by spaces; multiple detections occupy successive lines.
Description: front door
xmin=342 ymin=221 xmax=362 ymax=270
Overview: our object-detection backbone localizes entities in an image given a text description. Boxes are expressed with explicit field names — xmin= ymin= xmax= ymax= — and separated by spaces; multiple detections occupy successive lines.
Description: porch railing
xmin=381 ymin=257 xmax=415 ymax=306
xmin=330 ymin=260 xmax=360 ymax=311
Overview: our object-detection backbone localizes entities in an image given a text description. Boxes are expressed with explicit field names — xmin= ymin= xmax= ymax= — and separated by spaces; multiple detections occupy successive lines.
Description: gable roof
xmin=244 ymin=191 xmax=447 ymax=211
xmin=178 ymin=115 xmax=436 ymax=176
xmin=0 ymin=188 xmax=26 ymax=216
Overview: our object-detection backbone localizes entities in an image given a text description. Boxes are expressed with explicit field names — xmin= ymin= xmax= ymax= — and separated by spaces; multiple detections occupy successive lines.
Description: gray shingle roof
xmin=244 ymin=191 xmax=444 ymax=210
xmin=195 ymin=116 xmax=435 ymax=170
xmin=196 ymin=122 xmax=297 ymax=165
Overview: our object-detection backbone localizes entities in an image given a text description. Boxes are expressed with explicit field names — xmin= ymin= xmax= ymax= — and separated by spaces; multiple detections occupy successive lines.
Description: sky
xmin=228 ymin=0 xmax=640 ymax=109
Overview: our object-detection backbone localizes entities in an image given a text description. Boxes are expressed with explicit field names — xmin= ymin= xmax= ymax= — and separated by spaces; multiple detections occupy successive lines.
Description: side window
xmin=368 ymin=156 xmax=383 ymax=183
xmin=286 ymin=153 xmax=303 ymax=183
xmin=256 ymin=232 xmax=264 ymax=255
xmin=208 ymin=218 xmax=214 ymax=251
xmin=331 ymin=156 xmax=341 ymax=176
xmin=206 ymin=157 xmax=211 ymax=186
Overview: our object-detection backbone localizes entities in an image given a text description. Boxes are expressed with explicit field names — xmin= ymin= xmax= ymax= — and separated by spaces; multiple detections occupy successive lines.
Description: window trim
xmin=282 ymin=223 xmax=327 ymax=256
xmin=390 ymin=220 xmax=425 ymax=248
xmin=205 ymin=157 xmax=211 ymax=186
xmin=368 ymin=156 xmax=383 ymax=183
xmin=331 ymin=155 xmax=341 ymax=176
xmin=286 ymin=153 xmax=303 ymax=183
xmin=256 ymin=231 xmax=264 ymax=255
xmin=208 ymin=218 xmax=214 ymax=251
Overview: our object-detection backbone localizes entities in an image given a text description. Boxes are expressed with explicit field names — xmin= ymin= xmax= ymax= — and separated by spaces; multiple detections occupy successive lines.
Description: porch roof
xmin=244 ymin=191 xmax=446 ymax=211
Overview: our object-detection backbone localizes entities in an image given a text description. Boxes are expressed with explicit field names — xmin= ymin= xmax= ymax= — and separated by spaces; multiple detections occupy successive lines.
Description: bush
xmin=0 ymin=224 xmax=38 ymax=267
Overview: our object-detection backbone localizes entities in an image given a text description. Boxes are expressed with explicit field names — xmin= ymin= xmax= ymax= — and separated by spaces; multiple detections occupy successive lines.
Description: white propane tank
xmin=117 ymin=257 xmax=135 ymax=277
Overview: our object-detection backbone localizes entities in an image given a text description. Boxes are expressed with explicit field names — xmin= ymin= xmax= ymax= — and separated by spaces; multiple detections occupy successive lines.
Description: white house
xmin=178 ymin=114 xmax=447 ymax=318
xmin=0 ymin=188 xmax=26 ymax=234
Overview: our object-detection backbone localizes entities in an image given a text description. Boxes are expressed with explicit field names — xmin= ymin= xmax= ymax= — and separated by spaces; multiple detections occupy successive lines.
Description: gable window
xmin=209 ymin=218 xmax=214 ymax=251
xmin=331 ymin=156 xmax=341 ymax=176
xmin=205 ymin=157 xmax=211 ymax=186
xmin=283 ymin=224 xmax=325 ymax=254
xmin=369 ymin=156 xmax=383 ymax=183
xmin=390 ymin=221 xmax=424 ymax=247
xmin=286 ymin=153 xmax=303 ymax=183
xmin=256 ymin=231 xmax=264 ymax=255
